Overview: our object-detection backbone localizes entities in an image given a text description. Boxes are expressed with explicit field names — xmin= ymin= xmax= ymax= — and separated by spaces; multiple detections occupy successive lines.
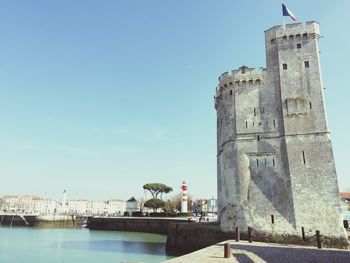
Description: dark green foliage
xmin=143 ymin=183 xmax=173 ymax=199
xmin=144 ymin=198 xmax=165 ymax=211
xmin=132 ymin=211 xmax=143 ymax=217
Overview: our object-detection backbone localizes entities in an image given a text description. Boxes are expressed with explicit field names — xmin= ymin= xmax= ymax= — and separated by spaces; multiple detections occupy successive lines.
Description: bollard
xmin=235 ymin=227 xmax=240 ymax=242
xmin=248 ymin=227 xmax=253 ymax=243
xmin=301 ymin=227 xmax=306 ymax=241
xmin=224 ymin=242 xmax=231 ymax=258
xmin=316 ymin=230 xmax=322 ymax=249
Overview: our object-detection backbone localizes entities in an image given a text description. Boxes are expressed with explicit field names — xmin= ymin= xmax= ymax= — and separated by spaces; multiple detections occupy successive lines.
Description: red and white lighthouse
xmin=181 ymin=180 xmax=188 ymax=213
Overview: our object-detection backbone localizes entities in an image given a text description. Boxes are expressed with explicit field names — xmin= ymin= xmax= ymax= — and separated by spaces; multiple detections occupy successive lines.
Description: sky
xmin=0 ymin=0 xmax=349 ymax=201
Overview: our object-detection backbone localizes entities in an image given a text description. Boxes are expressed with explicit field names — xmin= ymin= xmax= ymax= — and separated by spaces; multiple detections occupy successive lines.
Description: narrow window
xmin=304 ymin=61 xmax=310 ymax=68
xmin=282 ymin=35 xmax=287 ymax=41
xmin=282 ymin=63 xmax=288 ymax=70
xmin=273 ymin=119 xmax=276 ymax=127
xmin=252 ymin=122 xmax=255 ymax=127
xmin=254 ymin=108 xmax=256 ymax=116
xmin=272 ymin=158 xmax=275 ymax=167
xmin=277 ymin=107 xmax=279 ymax=112
xmin=302 ymin=151 xmax=306 ymax=164
xmin=302 ymin=33 xmax=308 ymax=38
xmin=245 ymin=121 xmax=248 ymax=128
xmin=264 ymin=158 xmax=267 ymax=166
xmin=271 ymin=215 xmax=275 ymax=224
xmin=309 ymin=102 xmax=312 ymax=109
xmin=257 ymin=135 xmax=260 ymax=141
xmin=271 ymin=38 xmax=275 ymax=44
xmin=230 ymin=90 xmax=233 ymax=95
xmin=262 ymin=107 xmax=265 ymax=113
xmin=296 ymin=43 xmax=302 ymax=49
xmin=256 ymin=159 xmax=259 ymax=167
xmin=266 ymin=121 xmax=269 ymax=126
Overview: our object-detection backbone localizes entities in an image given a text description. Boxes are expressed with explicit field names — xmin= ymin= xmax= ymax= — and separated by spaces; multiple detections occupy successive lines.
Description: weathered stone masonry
xmin=215 ymin=21 xmax=348 ymax=242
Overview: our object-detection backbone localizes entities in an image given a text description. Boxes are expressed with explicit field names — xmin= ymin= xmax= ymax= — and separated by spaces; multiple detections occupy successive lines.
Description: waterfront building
xmin=215 ymin=21 xmax=347 ymax=242
xmin=126 ymin=197 xmax=139 ymax=216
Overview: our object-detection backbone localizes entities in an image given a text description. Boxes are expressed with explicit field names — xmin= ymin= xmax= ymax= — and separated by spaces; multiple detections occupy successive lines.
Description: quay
xmin=164 ymin=240 xmax=350 ymax=263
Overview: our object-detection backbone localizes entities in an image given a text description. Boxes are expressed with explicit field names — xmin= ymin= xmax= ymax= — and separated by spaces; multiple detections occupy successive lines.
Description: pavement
xmin=163 ymin=240 xmax=350 ymax=263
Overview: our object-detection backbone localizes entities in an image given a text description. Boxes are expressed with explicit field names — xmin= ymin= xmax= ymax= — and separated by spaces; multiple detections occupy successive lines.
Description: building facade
xmin=215 ymin=22 xmax=347 ymax=241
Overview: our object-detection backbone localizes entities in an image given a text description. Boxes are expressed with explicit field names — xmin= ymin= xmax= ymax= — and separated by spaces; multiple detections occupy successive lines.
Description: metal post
xmin=316 ymin=230 xmax=322 ymax=249
xmin=235 ymin=227 xmax=240 ymax=242
xmin=301 ymin=227 xmax=306 ymax=241
xmin=224 ymin=242 xmax=231 ymax=258
xmin=248 ymin=227 xmax=253 ymax=243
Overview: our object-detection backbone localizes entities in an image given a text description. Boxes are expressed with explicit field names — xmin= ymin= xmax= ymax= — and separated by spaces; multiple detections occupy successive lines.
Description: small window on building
xmin=272 ymin=158 xmax=275 ymax=167
xmin=254 ymin=108 xmax=256 ymax=116
xmin=282 ymin=63 xmax=288 ymax=70
xmin=256 ymin=79 xmax=261 ymax=84
xmin=289 ymin=35 xmax=294 ymax=40
xmin=296 ymin=43 xmax=302 ymax=49
xmin=273 ymin=119 xmax=276 ymax=127
xmin=304 ymin=61 xmax=310 ymax=68
xmin=229 ymin=82 xmax=233 ymax=86
xmin=230 ymin=90 xmax=233 ymax=95
xmin=302 ymin=33 xmax=308 ymax=38
xmin=271 ymin=38 xmax=275 ymax=44
xmin=257 ymin=135 xmax=260 ymax=141
xmin=302 ymin=151 xmax=306 ymax=164
xmin=245 ymin=121 xmax=248 ymax=128
xmin=235 ymin=81 xmax=240 ymax=85
xmin=249 ymin=80 xmax=253 ymax=84
xmin=282 ymin=35 xmax=287 ymax=40
xmin=256 ymin=159 xmax=259 ymax=167
xmin=309 ymin=102 xmax=312 ymax=109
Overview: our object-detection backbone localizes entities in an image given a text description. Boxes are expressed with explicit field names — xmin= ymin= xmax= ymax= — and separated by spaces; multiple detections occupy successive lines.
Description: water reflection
xmin=57 ymin=239 xmax=166 ymax=256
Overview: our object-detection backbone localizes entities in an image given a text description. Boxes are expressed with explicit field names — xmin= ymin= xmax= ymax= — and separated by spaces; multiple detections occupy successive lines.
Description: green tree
xmin=143 ymin=183 xmax=173 ymax=200
xmin=144 ymin=198 xmax=165 ymax=212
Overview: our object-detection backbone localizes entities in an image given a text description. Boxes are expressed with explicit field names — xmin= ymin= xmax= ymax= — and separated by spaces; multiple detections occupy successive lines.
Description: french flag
xmin=282 ymin=3 xmax=296 ymax=21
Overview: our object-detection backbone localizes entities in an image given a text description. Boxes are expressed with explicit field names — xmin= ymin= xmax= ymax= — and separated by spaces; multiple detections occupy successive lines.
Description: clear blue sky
xmin=0 ymin=0 xmax=349 ymax=201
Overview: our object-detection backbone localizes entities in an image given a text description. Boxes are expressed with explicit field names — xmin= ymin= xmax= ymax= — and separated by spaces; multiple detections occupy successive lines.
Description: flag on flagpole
xmin=282 ymin=3 xmax=296 ymax=21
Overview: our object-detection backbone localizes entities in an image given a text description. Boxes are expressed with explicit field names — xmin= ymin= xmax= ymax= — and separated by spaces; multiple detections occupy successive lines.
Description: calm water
xmin=0 ymin=226 xmax=173 ymax=263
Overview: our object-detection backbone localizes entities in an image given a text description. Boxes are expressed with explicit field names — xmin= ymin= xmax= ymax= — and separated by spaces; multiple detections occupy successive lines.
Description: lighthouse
xmin=181 ymin=180 xmax=188 ymax=213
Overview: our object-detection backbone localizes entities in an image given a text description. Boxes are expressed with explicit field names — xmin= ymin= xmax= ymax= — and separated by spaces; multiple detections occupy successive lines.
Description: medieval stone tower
xmin=215 ymin=21 xmax=347 ymax=242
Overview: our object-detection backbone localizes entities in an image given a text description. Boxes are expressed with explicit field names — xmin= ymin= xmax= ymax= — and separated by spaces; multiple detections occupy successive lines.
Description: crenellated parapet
xmin=265 ymin=21 xmax=320 ymax=44
xmin=214 ymin=66 xmax=266 ymax=108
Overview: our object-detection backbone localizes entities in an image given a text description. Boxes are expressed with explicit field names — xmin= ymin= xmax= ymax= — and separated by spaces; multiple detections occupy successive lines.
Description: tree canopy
xmin=144 ymin=198 xmax=165 ymax=211
xmin=143 ymin=183 xmax=173 ymax=200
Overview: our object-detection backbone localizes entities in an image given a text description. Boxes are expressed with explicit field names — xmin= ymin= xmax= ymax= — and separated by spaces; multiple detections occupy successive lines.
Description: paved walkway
xmin=164 ymin=240 xmax=350 ymax=263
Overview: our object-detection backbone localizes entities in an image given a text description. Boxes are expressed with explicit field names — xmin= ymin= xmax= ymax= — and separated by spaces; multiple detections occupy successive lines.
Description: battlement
xmin=218 ymin=66 xmax=265 ymax=84
xmin=265 ymin=21 xmax=320 ymax=42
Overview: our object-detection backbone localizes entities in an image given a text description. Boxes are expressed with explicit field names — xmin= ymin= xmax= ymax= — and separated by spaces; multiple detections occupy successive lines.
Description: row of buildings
xmin=0 ymin=195 xmax=139 ymax=216
xmin=0 ymin=193 xmax=219 ymax=216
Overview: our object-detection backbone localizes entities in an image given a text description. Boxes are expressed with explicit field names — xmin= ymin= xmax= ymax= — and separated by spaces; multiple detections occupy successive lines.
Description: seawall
xmin=87 ymin=217 xmax=189 ymax=235
xmin=0 ymin=215 xmax=36 ymax=226
xmin=86 ymin=217 xmax=233 ymax=255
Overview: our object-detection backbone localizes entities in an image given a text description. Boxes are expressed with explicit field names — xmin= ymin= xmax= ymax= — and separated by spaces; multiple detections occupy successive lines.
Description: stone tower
xmin=214 ymin=21 xmax=347 ymax=244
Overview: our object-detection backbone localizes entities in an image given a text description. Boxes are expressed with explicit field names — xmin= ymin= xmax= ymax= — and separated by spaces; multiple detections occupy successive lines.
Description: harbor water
xmin=0 ymin=226 xmax=172 ymax=263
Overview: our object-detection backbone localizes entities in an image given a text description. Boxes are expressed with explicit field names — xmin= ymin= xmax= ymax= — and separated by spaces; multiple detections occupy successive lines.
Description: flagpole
xmin=282 ymin=1 xmax=285 ymax=30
